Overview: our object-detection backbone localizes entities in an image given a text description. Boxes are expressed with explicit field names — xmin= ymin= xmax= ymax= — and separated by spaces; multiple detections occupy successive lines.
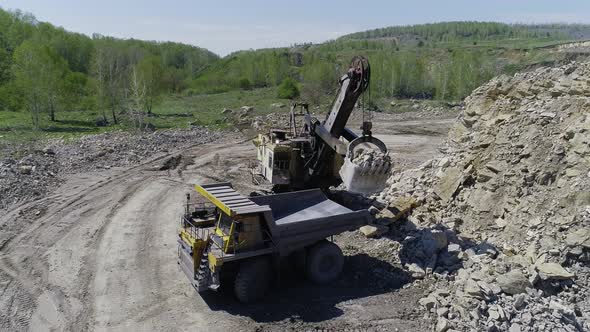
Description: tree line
xmin=338 ymin=22 xmax=582 ymax=42
xmin=0 ymin=8 xmax=218 ymax=129
xmin=3 ymin=11 xmax=588 ymax=130
xmin=189 ymin=22 xmax=590 ymax=104
xmin=187 ymin=44 xmax=534 ymax=103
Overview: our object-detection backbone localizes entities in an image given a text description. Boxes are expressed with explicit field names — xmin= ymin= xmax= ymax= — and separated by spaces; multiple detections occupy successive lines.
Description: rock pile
xmin=0 ymin=127 xmax=220 ymax=209
xmin=375 ymin=61 xmax=590 ymax=331
xmin=351 ymin=148 xmax=392 ymax=166
xmin=251 ymin=112 xmax=291 ymax=131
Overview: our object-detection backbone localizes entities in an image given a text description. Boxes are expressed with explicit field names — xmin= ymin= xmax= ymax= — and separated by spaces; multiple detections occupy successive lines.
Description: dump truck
xmin=178 ymin=182 xmax=372 ymax=302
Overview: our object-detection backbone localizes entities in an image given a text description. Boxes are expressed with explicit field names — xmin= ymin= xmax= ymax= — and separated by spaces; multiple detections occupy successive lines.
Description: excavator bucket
xmin=339 ymin=136 xmax=392 ymax=195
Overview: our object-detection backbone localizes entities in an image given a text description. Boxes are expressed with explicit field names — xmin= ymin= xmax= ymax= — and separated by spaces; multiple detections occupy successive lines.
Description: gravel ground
xmin=0 ymin=127 xmax=221 ymax=210
xmin=0 ymin=108 xmax=455 ymax=332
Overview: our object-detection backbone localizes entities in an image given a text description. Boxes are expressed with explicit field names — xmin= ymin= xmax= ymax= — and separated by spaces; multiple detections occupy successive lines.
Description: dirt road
xmin=0 ymin=113 xmax=454 ymax=332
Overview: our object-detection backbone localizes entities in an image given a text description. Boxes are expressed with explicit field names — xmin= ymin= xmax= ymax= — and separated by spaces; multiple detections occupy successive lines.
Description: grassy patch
xmin=0 ymin=87 xmax=296 ymax=143
xmin=151 ymin=87 xmax=293 ymax=127
xmin=0 ymin=108 xmax=123 ymax=143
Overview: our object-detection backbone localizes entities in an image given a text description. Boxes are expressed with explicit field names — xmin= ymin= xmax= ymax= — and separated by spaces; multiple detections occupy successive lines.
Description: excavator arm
xmin=323 ymin=56 xmax=370 ymax=137
xmin=306 ymin=57 xmax=370 ymax=177
xmin=305 ymin=56 xmax=391 ymax=194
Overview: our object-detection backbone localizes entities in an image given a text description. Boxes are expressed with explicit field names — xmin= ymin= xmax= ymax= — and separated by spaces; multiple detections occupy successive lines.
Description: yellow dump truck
xmin=177 ymin=182 xmax=372 ymax=302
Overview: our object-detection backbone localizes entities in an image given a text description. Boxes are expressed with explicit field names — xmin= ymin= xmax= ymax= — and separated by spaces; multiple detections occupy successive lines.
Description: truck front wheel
xmin=306 ymin=241 xmax=344 ymax=284
xmin=234 ymin=257 xmax=272 ymax=303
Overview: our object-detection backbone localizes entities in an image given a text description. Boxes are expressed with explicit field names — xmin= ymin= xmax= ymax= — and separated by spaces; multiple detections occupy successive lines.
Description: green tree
xmin=129 ymin=66 xmax=146 ymax=130
xmin=92 ymin=40 xmax=125 ymax=124
xmin=12 ymin=40 xmax=67 ymax=127
xmin=13 ymin=41 xmax=45 ymax=128
xmin=44 ymin=47 xmax=69 ymax=121
xmin=277 ymin=77 xmax=300 ymax=99
xmin=63 ymin=71 xmax=89 ymax=110
xmin=136 ymin=55 xmax=163 ymax=114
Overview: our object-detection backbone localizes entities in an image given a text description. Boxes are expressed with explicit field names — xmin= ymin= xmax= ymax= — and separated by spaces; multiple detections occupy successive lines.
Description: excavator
xmin=177 ymin=56 xmax=392 ymax=303
xmin=252 ymin=56 xmax=391 ymax=194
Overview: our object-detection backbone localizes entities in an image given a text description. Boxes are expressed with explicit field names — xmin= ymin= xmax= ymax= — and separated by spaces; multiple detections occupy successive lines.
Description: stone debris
xmin=372 ymin=61 xmax=590 ymax=332
xmin=359 ymin=224 xmax=389 ymax=238
xmin=352 ymin=149 xmax=391 ymax=165
xmin=536 ymin=262 xmax=576 ymax=280
xmin=270 ymin=103 xmax=286 ymax=108
xmin=0 ymin=128 xmax=220 ymax=210
xmin=497 ymin=270 xmax=531 ymax=295
xmin=565 ymin=228 xmax=590 ymax=248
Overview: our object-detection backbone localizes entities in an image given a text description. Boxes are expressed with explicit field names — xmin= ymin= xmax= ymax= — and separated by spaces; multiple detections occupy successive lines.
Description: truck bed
xmin=250 ymin=189 xmax=371 ymax=254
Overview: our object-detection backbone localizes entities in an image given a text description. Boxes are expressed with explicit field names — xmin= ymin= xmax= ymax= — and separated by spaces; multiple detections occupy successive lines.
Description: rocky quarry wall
xmin=374 ymin=62 xmax=590 ymax=332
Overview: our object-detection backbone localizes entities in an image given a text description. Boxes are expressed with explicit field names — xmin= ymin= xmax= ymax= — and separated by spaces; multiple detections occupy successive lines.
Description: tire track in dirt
xmin=0 ymin=115 xmax=454 ymax=332
xmin=0 ymin=140 xmax=246 ymax=331
xmin=0 ymin=174 xmax=150 ymax=331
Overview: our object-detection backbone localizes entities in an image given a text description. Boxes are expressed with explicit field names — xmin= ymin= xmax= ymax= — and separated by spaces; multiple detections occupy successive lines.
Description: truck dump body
xmin=250 ymin=190 xmax=371 ymax=254
xmin=253 ymin=190 xmax=352 ymax=225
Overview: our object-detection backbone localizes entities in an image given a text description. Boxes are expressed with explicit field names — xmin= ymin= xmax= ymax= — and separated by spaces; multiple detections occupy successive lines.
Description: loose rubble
xmin=0 ymin=128 xmax=220 ymax=210
xmin=351 ymin=149 xmax=392 ymax=166
xmin=369 ymin=61 xmax=590 ymax=331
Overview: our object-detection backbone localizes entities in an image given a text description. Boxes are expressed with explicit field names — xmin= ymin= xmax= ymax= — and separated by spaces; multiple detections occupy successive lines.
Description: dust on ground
xmin=0 ymin=107 xmax=454 ymax=332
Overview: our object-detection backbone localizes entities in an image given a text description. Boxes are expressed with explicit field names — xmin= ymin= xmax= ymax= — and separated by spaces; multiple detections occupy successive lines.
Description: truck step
xmin=194 ymin=245 xmax=213 ymax=292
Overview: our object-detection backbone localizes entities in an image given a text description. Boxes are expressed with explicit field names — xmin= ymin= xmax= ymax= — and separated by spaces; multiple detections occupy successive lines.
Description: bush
xmin=182 ymin=88 xmax=199 ymax=97
xmin=277 ymin=78 xmax=300 ymax=99
xmin=238 ymin=78 xmax=252 ymax=90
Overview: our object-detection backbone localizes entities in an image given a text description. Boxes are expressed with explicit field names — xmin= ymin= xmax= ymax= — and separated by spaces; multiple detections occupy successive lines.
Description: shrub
xmin=277 ymin=78 xmax=300 ymax=99
xmin=238 ymin=78 xmax=252 ymax=90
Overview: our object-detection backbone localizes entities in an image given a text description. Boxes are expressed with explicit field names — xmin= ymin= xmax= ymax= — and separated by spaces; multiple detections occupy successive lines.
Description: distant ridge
xmin=339 ymin=22 xmax=590 ymax=42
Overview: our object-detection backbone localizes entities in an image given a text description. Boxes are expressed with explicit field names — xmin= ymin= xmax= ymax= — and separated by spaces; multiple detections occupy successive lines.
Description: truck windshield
xmin=218 ymin=213 xmax=233 ymax=235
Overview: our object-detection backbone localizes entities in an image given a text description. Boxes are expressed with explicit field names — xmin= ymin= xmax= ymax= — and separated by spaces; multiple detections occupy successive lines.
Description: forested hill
xmin=0 ymin=7 xmax=218 ymax=126
xmin=2 ymin=12 xmax=590 ymax=137
xmin=339 ymin=22 xmax=590 ymax=43
xmin=191 ymin=22 xmax=590 ymax=104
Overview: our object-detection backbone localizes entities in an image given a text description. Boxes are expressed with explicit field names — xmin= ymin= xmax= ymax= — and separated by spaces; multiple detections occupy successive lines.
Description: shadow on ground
xmin=42 ymin=126 xmax=95 ymax=133
xmin=152 ymin=112 xmax=193 ymax=118
xmin=55 ymin=119 xmax=96 ymax=127
xmin=201 ymin=253 xmax=412 ymax=323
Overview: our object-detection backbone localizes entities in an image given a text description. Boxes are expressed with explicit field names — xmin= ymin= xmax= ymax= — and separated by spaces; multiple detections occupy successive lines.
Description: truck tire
xmin=234 ymin=257 xmax=272 ymax=303
xmin=306 ymin=241 xmax=344 ymax=284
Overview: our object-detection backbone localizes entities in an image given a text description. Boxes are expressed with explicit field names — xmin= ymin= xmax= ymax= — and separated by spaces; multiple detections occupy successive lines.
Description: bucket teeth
xmin=339 ymin=157 xmax=392 ymax=195
xmin=341 ymin=136 xmax=392 ymax=194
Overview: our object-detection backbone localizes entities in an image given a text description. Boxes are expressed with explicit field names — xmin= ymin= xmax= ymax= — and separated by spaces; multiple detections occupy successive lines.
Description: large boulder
xmin=536 ymin=262 xmax=575 ymax=280
xmin=359 ymin=224 xmax=388 ymax=238
xmin=497 ymin=270 xmax=531 ymax=295
xmin=565 ymin=228 xmax=590 ymax=248
xmin=434 ymin=167 xmax=464 ymax=203
xmin=421 ymin=229 xmax=448 ymax=256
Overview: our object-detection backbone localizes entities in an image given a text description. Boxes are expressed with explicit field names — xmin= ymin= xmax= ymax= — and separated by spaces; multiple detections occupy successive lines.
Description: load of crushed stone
xmin=371 ymin=61 xmax=590 ymax=332
xmin=352 ymin=148 xmax=390 ymax=163
xmin=337 ymin=148 xmax=393 ymax=194
xmin=351 ymin=148 xmax=392 ymax=171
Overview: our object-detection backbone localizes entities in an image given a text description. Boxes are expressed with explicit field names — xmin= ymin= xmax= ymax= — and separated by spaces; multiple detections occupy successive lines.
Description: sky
xmin=1 ymin=0 xmax=589 ymax=56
